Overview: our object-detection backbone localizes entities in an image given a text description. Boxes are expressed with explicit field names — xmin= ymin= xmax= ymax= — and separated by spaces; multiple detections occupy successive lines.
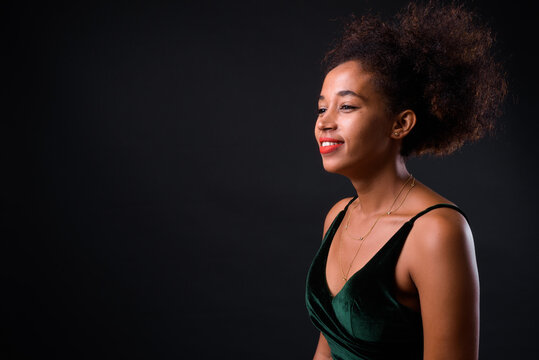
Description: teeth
xmin=321 ymin=141 xmax=342 ymax=147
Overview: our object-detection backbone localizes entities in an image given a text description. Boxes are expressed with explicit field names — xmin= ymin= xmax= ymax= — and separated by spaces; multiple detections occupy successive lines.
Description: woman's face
xmin=315 ymin=60 xmax=395 ymax=176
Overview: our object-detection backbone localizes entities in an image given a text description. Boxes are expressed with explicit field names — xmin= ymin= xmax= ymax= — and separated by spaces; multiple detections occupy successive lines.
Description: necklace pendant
xmin=342 ymin=277 xmax=347 ymax=281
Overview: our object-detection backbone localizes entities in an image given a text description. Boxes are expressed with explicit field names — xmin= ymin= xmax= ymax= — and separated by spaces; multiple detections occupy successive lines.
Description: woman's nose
xmin=316 ymin=111 xmax=337 ymax=131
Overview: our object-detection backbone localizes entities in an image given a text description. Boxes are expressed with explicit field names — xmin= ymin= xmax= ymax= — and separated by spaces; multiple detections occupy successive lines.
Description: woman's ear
xmin=390 ymin=110 xmax=416 ymax=139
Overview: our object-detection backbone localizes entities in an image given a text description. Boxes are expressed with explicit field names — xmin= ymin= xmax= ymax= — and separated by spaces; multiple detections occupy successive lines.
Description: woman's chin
xmin=322 ymin=161 xmax=347 ymax=175
xmin=322 ymin=158 xmax=360 ymax=177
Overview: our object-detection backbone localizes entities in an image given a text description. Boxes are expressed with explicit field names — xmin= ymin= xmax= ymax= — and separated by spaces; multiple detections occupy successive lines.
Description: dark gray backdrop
xmin=3 ymin=0 xmax=537 ymax=359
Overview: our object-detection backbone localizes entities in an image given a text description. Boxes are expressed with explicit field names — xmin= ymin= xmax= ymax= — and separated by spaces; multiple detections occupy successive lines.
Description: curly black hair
xmin=323 ymin=1 xmax=507 ymax=156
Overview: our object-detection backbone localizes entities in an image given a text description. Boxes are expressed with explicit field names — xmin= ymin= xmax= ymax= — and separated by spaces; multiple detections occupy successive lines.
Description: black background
xmin=3 ymin=0 xmax=538 ymax=359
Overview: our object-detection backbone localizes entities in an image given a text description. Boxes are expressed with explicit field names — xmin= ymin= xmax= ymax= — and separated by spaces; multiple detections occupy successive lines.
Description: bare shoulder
xmin=406 ymin=205 xmax=476 ymax=281
xmin=322 ymin=197 xmax=355 ymax=236
xmin=404 ymin=181 xmax=471 ymax=252
xmin=410 ymin=206 xmax=471 ymax=251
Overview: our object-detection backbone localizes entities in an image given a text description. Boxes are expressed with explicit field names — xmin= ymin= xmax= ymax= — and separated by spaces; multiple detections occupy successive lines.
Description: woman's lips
xmin=319 ymin=138 xmax=344 ymax=154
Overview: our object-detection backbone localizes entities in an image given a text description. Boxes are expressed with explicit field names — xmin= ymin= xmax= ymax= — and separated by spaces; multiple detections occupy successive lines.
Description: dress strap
xmin=408 ymin=203 xmax=468 ymax=224
xmin=343 ymin=196 xmax=358 ymax=212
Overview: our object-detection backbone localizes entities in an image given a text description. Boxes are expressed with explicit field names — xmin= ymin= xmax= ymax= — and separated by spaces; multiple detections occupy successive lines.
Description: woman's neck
xmin=348 ymin=156 xmax=410 ymax=215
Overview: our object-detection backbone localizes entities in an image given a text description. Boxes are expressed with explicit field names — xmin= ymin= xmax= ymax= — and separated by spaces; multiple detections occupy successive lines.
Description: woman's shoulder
xmin=322 ymin=197 xmax=355 ymax=235
xmin=403 ymin=182 xmax=471 ymax=252
xmin=404 ymin=187 xmax=473 ymax=265
xmin=411 ymin=205 xmax=469 ymax=241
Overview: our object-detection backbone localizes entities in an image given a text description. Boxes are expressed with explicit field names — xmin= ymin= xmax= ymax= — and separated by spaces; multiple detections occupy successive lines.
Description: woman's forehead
xmin=321 ymin=61 xmax=377 ymax=99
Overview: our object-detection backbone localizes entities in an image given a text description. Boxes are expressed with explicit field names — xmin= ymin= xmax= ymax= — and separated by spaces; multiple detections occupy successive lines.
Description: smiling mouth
xmin=319 ymin=140 xmax=344 ymax=154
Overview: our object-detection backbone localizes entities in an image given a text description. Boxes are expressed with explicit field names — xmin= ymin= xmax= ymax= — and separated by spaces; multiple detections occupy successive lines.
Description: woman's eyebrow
xmin=318 ymin=90 xmax=367 ymax=101
xmin=337 ymin=90 xmax=367 ymax=100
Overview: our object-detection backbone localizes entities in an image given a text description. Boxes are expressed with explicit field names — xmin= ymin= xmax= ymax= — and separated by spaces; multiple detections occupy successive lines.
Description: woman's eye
xmin=340 ymin=104 xmax=358 ymax=111
xmin=317 ymin=108 xmax=327 ymax=115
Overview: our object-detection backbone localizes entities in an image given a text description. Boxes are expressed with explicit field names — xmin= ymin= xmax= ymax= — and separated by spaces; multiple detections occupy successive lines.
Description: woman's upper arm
xmin=409 ymin=210 xmax=479 ymax=360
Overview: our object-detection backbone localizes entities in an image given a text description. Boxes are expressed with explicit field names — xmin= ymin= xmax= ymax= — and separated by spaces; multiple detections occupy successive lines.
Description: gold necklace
xmin=338 ymin=175 xmax=415 ymax=281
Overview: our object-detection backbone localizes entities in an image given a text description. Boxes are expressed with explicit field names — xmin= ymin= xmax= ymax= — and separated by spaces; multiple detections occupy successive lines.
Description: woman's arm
xmin=313 ymin=332 xmax=332 ymax=360
xmin=408 ymin=208 xmax=479 ymax=360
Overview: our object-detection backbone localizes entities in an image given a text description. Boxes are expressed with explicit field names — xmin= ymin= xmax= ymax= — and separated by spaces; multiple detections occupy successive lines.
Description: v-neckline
xmin=323 ymin=208 xmax=411 ymax=301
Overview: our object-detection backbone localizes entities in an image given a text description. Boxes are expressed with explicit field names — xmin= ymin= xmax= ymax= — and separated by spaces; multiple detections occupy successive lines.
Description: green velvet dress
xmin=305 ymin=196 xmax=467 ymax=360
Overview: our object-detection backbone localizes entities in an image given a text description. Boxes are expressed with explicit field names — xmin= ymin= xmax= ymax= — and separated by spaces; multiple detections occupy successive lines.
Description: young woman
xmin=305 ymin=2 xmax=506 ymax=360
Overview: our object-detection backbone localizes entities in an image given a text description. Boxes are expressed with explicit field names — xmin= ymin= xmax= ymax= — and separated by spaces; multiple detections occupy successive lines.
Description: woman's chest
xmin=325 ymin=224 xmax=420 ymax=311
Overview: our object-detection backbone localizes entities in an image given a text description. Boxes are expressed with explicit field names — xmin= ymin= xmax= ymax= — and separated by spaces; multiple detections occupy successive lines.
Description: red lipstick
xmin=319 ymin=137 xmax=344 ymax=154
